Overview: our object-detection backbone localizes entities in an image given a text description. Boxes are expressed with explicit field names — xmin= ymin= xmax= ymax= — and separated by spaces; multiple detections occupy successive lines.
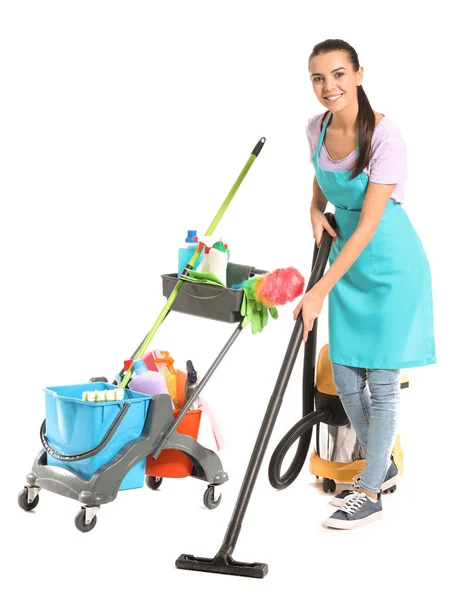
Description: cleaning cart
xmin=18 ymin=136 xmax=267 ymax=532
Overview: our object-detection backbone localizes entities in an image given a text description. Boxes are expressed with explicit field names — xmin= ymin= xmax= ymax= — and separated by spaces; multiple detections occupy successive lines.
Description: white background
xmin=1 ymin=1 xmax=449 ymax=598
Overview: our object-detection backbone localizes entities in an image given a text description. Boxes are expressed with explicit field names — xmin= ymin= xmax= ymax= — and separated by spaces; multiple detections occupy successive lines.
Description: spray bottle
xmin=209 ymin=240 xmax=229 ymax=287
xmin=194 ymin=236 xmax=229 ymax=286
xmin=185 ymin=360 xmax=199 ymax=410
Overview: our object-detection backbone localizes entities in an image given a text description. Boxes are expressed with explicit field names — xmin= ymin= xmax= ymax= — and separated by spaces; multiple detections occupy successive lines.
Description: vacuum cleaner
xmin=306 ymin=343 xmax=407 ymax=494
xmin=175 ymin=213 xmax=407 ymax=578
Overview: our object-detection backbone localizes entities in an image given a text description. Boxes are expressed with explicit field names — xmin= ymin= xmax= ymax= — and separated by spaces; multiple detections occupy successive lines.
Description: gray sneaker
xmin=325 ymin=491 xmax=383 ymax=529
xmin=330 ymin=459 xmax=398 ymax=507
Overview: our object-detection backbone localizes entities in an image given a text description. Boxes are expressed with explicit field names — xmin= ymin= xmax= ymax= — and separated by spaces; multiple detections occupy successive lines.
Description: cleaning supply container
xmin=146 ymin=408 xmax=202 ymax=479
xmin=162 ymin=262 xmax=265 ymax=321
xmin=44 ymin=382 xmax=151 ymax=490
xmin=146 ymin=367 xmax=202 ymax=482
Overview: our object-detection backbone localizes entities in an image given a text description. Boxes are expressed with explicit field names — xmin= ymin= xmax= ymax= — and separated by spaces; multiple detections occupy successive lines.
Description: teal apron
xmin=313 ymin=113 xmax=436 ymax=369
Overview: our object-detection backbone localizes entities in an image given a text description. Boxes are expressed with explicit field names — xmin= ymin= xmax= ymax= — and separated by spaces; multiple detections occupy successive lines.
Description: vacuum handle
xmin=324 ymin=211 xmax=337 ymax=229
xmin=307 ymin=211 xmax=337 ymax=292
xmin=40 ymin=402 xmax=131 ymax=462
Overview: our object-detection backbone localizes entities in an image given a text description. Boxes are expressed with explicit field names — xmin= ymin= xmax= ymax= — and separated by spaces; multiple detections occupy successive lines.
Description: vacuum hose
xmin=268 ymin=212 xmax=339 ymax=491
xmin=268 ymin=409 xmax=329 ymax=490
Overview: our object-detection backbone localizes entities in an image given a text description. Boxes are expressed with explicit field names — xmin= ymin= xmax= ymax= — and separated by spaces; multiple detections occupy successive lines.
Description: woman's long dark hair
xmin=309 ymin=39 xmax=375 ymax=179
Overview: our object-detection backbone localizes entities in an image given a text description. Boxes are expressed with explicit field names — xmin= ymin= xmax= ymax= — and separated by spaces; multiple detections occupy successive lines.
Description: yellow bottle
xmin=154 ymin=351 xmax=179 ymax=408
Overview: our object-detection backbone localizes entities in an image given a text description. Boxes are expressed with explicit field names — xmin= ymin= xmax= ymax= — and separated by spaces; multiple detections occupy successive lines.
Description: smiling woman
xmin=293 ymin=38 xmax=436 ymax=531
xmin=308 ymin=40 xmax=373 ymax=177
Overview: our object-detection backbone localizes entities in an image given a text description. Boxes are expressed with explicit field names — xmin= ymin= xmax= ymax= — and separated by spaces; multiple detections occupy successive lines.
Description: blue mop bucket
xmin=44 ymin=382 xmax=151 ymax=490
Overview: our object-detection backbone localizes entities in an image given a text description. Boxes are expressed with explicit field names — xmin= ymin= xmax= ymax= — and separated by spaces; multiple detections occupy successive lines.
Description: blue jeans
xmin=331 ymin=363 xmax=401 ymax=493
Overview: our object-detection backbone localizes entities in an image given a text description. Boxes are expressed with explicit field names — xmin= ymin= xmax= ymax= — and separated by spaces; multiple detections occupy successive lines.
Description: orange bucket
xmin=146 ymin=409 xmax=202 ymax=478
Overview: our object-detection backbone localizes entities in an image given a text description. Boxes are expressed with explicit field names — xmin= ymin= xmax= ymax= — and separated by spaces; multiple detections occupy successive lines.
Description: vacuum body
xmin=309 ymin=344 xmax=406 ymax=493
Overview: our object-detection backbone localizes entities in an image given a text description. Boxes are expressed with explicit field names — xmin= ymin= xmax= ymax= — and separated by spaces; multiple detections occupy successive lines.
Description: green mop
xmin=83 ymin=137 xmax=266 ymax=401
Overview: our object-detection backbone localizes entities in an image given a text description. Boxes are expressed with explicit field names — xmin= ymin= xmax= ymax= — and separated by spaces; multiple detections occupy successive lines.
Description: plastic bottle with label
xmin=128 ymin=358 xmax=168 ymax=396
xmin=178 ymin=229 xmax=203 ymax=276
xmin=208 ymin=247 xmax=228 ymax=286
xmin=154 ymin=351 xmax=179 ymax=408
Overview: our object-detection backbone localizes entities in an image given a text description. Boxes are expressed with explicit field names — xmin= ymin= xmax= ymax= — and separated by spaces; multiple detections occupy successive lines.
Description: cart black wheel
xmin=203 ymin=485 xmax=222 ymax=510
xmin=74 ymin=508 xmax=97 ymax=533
xmin=145 ymin=476 xmax=163 ymax=490
xmin=322 ymin=478 xmax=336 ymax=494
xmin=383 ymin=484 xmax=397 ymax=494
xmin=18 ymin=488 xmax=39 ymax=512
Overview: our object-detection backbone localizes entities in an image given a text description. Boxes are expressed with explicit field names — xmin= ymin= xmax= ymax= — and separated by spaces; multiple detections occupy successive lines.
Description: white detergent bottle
xmin=195 ymin=246 xmax=210 ymax=273
xmin=208 ymin=247 xmax=228 ymax=286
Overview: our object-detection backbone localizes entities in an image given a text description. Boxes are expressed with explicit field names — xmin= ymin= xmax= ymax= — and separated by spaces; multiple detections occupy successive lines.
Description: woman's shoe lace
xmin=341 ymin=491 xmax=368 ymax=515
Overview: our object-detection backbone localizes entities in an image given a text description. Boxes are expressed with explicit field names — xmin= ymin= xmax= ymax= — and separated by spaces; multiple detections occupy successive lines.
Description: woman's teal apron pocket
xmin=369 ymin=203 xmax=419 ymax=277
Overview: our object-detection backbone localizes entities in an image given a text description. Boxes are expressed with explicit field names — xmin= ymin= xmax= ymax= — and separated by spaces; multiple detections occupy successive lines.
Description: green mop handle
xmin=119 ymin=137 xmax=266 ymax=389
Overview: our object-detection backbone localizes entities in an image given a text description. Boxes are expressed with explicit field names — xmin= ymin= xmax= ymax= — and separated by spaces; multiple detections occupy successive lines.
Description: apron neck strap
xmin=313 ymin=112 xmax=332 ymax=162
xmin=313 ymin=112 xmax=361 ymax=161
